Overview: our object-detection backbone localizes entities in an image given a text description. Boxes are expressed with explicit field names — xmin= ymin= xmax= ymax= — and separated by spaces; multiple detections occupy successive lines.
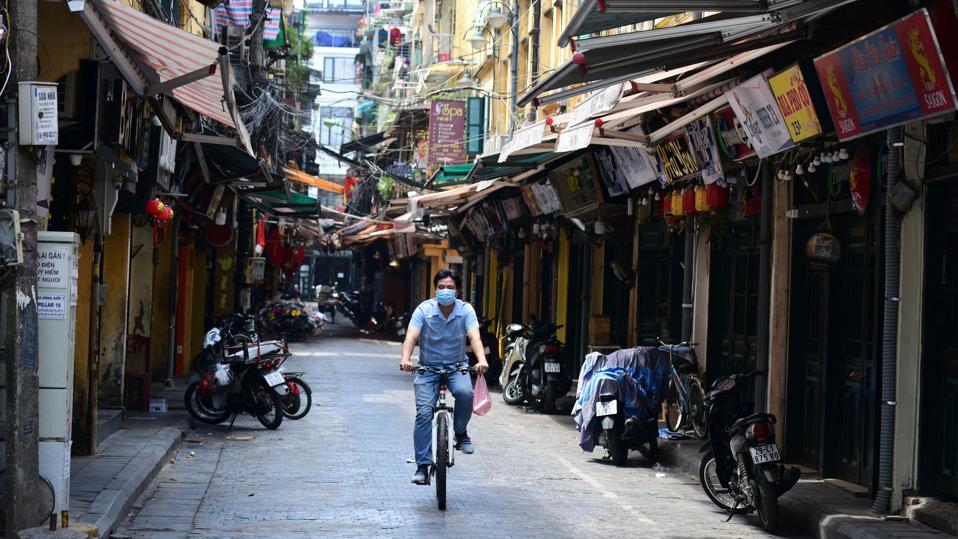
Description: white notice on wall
xmin=37 ymin=293 xmax=66 ymax=320
xmin=37 ymin=244 xmax=70 ymax=288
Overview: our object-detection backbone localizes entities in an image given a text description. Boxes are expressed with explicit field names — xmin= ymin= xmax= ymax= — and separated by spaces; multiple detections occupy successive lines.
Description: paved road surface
xmin=116 ymin=324 xmax=786 ymax=538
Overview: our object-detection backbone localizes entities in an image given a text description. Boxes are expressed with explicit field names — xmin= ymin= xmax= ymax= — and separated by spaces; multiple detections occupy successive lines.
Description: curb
xmin=84 ymin=427 xmax=181 ymax=539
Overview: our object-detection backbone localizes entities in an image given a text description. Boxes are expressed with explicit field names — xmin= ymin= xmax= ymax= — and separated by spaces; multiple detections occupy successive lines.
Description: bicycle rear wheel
xmin=689 ymin=377 xmax=707 ymax=439
xmin=435 ymin=413 xmax=448 ymax=510
xmin=665 ymin=376 xmax=685 ymax=433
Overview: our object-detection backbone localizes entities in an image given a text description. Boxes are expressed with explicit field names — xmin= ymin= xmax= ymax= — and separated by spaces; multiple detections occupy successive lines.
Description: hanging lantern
xmin=806 ymin=231 xmax=842 ymax=268
xmin=671 ymin=191 xmax=685 ymax=217
xmin=146 ymin=198 xmax=165 ymax=217
xmin=849 ymin=146 xmax=873 ymax=215
xmin=694 ymin=185 xmax=709 ymax=212
xmin=158 ymin=206 xmax=174 ymax=222
xmin=662 ymin=192 xmax=673 ymax=215
xmin=706 ymin=183 xmax=729 ymax=209
xmin=683 ymin=188 xmax=697 ymax=215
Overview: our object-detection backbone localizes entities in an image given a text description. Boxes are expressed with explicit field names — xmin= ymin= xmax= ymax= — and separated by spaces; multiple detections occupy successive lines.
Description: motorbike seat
xmin=730 ymin=413 xmax=776 ymax=435
xmin=226 ymin=340 xmax=287 ymax=362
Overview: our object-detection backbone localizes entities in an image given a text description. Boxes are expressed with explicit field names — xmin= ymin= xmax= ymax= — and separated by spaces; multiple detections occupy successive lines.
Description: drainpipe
xmin=873 ymin=126 xmax=903 ymax=514
xmin=509 ymin=0 xmax=519 ymax=132
xmin=755 ymin=161 xmax=772 ymax=410
xmin=164 ymin=214 xmax=180 ymax=387
xmin=527 ymin=0 xmax=541 ymax=122
xmin=680 ymin=220 xmax=694 ymax=342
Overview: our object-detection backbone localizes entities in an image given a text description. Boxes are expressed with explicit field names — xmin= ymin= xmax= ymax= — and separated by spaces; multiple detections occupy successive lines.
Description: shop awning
xmin=340 ymin=132 xmax=388 ymax=154
xmin=284 ymin=167 xmax=346 ymax=194
xmin=427 ymin=164 xmax=475 ymax=188
xmin=189 ymin=137 xmax=262 ymax=184
xmin=242 ymin=190 xmax=321 ymax=218
xmin=69 ymin=0 xmax=238 ymax=129
xmin=520 ymin=0 xmax=854 ymax=107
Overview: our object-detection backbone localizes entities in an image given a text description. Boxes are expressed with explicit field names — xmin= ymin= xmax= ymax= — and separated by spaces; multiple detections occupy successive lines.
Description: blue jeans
xmin=414 ymin=370 xmax=473 ymax=465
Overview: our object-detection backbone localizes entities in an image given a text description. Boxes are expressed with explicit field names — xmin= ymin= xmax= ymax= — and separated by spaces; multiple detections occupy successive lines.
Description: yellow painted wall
xmin=590 ymin=242 xmax=604 ymax=314
xmin=38 ymin=3 xmax=91 ymax=83
xmin=98 ymin=214 xmax=131 ymax=407
xmin=486 ymin=247 xmax=499 ymax=322
xmin=555 ymin=229 xmax=569 ymax=343
xmin=127 ymin=224 xmax=155 ymax=341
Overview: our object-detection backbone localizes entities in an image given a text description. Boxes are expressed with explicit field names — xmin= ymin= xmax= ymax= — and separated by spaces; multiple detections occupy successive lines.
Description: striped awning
xmin=283 ymin=167 xmax=346 ymax=194
xmin=74 ymin=0 xmax=236 ymax=128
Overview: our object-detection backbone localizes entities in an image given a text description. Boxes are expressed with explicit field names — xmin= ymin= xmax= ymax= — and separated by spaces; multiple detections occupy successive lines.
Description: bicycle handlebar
xmin=416 ymin=363 xmax=473 ymax=375
xmin=658 ymin=340 xmax=699 ymax=348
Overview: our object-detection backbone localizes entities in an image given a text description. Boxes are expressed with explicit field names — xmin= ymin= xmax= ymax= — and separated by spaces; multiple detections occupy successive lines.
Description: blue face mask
xmin=436 ymin=288 xmax=456 ymax=306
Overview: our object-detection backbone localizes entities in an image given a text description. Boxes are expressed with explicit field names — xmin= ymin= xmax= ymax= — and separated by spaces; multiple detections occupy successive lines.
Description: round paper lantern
xmin=146 ymin=199 xmax=165 ymax=216
xmin=158 ymin=206 xmax=174 ymax=222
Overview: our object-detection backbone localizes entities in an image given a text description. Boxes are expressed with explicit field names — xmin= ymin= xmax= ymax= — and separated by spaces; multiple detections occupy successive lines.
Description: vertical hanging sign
xmin=726 ymin=74 xmax=795 ymax=158
xmin=428 ymin=100 xmax=467 ymax=164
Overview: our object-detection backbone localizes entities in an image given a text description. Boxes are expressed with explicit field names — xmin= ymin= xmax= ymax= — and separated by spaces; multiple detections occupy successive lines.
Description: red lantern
xmin=146 ymin=198 xmax=165 ymax=217
xmin=662 ymin=193 xmax=673 ymax=215
xmin=158 ymin=206 xmax=174 ymax=222
xmin=706 ymin=183 xmax=729 ymax=210
xmin=683 ymin=188 xmax=697 ymax=215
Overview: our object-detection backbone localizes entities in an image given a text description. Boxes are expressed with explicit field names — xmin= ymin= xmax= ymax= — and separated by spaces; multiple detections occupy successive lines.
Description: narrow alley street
xmin=115 ymin=324 xmax=782 ymax=539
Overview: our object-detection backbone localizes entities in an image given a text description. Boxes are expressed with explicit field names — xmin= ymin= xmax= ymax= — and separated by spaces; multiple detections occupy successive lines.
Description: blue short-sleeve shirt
xmin=409 ymin=298 xmax=479 ymax=366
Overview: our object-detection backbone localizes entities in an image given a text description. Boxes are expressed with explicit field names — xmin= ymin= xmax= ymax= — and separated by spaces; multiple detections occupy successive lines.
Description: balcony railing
xmin=304 ymin=0 xmax=364 ymax=12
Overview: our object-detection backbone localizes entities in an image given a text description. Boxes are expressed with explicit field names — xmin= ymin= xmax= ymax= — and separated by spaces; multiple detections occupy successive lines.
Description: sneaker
xmin=455 ymin=432 xmax=475 ymax=454
xmin=411 ymin=464 xmax=430 ymax=484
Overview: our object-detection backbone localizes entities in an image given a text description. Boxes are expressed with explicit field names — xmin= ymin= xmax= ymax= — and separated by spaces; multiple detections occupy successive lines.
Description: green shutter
xmin=466 ymin=97 xmax=485 ymax=156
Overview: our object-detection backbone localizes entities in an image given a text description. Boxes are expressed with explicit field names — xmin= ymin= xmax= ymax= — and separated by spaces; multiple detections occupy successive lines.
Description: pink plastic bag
xmin=473 ymin=375 xmax=492 ymax=416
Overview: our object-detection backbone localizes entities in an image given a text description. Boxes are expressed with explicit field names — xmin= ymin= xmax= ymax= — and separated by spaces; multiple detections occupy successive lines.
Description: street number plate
xmin=544 ymin=362 xmax=561 ymax=373
xmin=749 ymin=444 xmax=781 ymax=464
xmin=596 ymin=400 xmax=618 ymax=416
xmin=263 ymin=371 xmax=285 ymax=387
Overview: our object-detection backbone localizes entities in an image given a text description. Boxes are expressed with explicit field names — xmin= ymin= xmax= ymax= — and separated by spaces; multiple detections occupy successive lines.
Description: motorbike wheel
xmin=665 ymin=377 xmax=685 ymax=433
xmin=689 ymin=377 xmax=708 ymax=440
xmin=605 ymin=423 xmax=628 ymax=466
xmin=252 ymin=383 xmax=284 ymax=430
xmin=184 ymin=382 xmax=230 ymax=425
xmin=699 ymin=451 xmax=746 ymax=513
xmin=282 ymin=376 xmax=313 ymax=420
xmin=539 ymin=381 xmax=558 ymax=414
xmin=755 ymin=475 xmax=779 ymax=532
xmin=435 ymin=413 xmax=448 ymax=511
xmin=637 ymin=436 xmax=658 ymax=461
xmin=502 ymin=371 xmax=526 ymax=405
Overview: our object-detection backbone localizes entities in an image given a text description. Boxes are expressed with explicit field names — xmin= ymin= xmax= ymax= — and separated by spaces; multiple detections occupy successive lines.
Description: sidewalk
xmin=656 ymin=437 xmax=952 ymax=539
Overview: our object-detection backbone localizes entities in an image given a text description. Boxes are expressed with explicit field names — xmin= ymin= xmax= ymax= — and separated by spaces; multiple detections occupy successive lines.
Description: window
xmin=322 ymin=57 xmax=353 ymax=83
xmin=318 ymin=106 xmax=353 ymax=149
xmin=466 ymin=97 xmax=485 ymax=156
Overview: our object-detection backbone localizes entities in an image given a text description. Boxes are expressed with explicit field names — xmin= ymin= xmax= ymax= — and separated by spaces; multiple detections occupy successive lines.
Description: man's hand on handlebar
xmin=400 ymin=357 xmax=415 ymax=372
xmin=475 ymin=360 xmax=489 ymax=375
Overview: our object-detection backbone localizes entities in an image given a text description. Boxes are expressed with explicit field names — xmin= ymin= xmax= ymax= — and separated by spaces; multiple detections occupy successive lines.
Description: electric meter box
xmin=18 ymin=81 xmax=59 ymax=146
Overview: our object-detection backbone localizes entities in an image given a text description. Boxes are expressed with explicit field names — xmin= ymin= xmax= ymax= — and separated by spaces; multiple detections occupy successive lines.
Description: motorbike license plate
xmin=749 ymin=444 xmax=781 ymax=464
xmin=596 ymin=400 xmax=618 ymax=416
xmin=544 ymin=361 xmax=561 ymax=373
xmin=483 ymin=346 xmax=491 ymax=354
xmin=263 ymin=371 xmax=285 ymax=387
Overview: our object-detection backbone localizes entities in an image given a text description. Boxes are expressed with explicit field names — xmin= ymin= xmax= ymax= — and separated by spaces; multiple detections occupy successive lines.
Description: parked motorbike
xmin=498 ymin=320 xmax=570 ymax=413
xmin=393 ymin=312 xmax=410 ymax=340
xmin=184 ymin=317 xmax=291 ymax=429
xmin=698 ymin=370 xmax=801 ymax=532
xmin=466 ymin=317 xmax=502 ymax=385
xmin=574 ymin=347 xmax=666 ymax=466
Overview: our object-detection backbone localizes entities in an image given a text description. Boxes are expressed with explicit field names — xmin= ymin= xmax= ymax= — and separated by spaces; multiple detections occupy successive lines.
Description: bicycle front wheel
xmin=435 ymin=412 xmax=448 ymax=510
xmin=665 ymin=377 xmax=685 ymax=433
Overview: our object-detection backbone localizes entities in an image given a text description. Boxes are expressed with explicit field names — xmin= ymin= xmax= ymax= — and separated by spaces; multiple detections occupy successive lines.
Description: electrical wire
xmin=0 ymin=0 xmax=11 ymax=98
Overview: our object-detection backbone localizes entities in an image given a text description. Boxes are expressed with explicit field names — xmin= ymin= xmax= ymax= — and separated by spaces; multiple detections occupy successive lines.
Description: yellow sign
xmin=768 ymin=65 xmax=822 ymax=143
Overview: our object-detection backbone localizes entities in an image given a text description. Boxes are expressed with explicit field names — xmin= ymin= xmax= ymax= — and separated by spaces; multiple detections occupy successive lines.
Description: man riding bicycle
xmin=400 ymin=269 xmax=489 ymax=484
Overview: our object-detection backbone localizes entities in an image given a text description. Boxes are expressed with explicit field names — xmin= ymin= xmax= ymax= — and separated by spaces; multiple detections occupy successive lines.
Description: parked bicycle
xmin=415 ymin=363 xmax=473 ymax=511
xmin=661 ymin=341 xmax=707 ymax=439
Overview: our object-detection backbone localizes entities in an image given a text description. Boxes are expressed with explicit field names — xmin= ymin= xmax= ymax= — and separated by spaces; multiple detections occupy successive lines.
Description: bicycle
xmin=415 ymin=363 xmax=472 ymax=511
xmin=660 ymin=340 xmax=707 ymax=439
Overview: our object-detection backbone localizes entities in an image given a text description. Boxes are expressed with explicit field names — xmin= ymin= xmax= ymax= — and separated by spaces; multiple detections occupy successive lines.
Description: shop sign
xmin=500 ymin=196 xmax=524 ymax=221
xmin=655 ymin=131 xmax=699 ymax=182
xmin=726 ymin=74 xmax=795 ymax=158
xmin=685 ymin=116 xmax=724 ymax=184
xmin=521 ymin=185 xmax=542 ymax=216
xmin=813 ymin=8 xmax=957 ymax=141
xmin=555 ymin=122 xmax=594 ymax=153
xmin=768 ymin=64 xmax=823 ymax=142
xmin=506 ymin=121 xmax=548 ymax=157
xmin=427 ymin=100 xmax=467 ymax=164
xmin=551 ymin=156 xmax=602 ymax=213
xmin=481 ymin=201 xmax=508 ymax=234
xmin=713 ymin=105 xmax=756 ymax=161
xmin=569 ymin=83 xmax=625 ymax=127
xmin=594 ymin=147 xmax=630 ymax=197
xmin=532 ymin=180 xmax=562 ymax=214
xmin=609 ymin=126 xmax=660 ymax=189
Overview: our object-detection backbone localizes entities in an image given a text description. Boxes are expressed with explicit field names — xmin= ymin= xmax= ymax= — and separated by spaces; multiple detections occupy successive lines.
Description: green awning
xmin=243 ymin=190 xmax=320 ymax=218
xmin=465 ymin=151 xmax=563 ymax=183
xmin=428 ymin=164 xmax=475 ymax=187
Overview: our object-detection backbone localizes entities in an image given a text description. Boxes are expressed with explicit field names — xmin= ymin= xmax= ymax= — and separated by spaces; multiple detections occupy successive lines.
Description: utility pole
xmin=249 ymin=0 xmax=267 ymax=73
xmin=3 ymin=0 xmax=54 ymax=532
xmin=527 ymin=0 xmax=540 ymax=123
xmin=509 ymin=0 xmax=519 ymax=133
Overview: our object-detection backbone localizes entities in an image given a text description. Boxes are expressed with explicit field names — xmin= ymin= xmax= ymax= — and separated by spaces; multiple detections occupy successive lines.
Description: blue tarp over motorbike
xmin=572 ymin=347 xmax=667 ymax=452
